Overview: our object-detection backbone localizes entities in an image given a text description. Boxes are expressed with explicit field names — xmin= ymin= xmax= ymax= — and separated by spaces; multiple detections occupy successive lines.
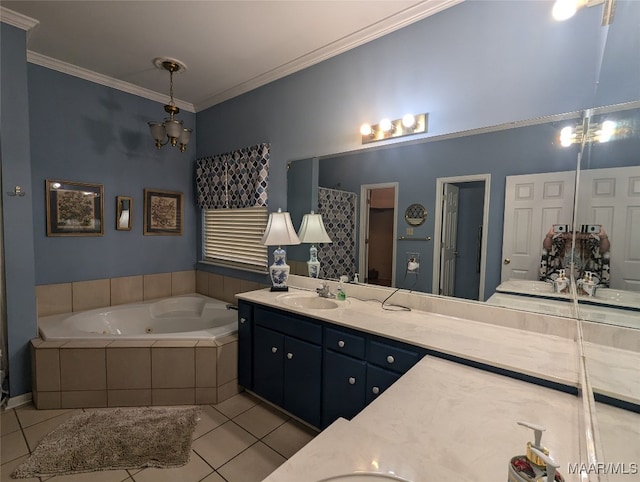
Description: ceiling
xmin=1 ymin=0 xmax=459 ymax=112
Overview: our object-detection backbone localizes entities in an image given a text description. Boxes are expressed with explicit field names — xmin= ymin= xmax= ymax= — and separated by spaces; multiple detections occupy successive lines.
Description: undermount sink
xmin=278 ymin=293 xmax=348 ymax=310
xmin=317 ymin=473 xmax=412 ymax=482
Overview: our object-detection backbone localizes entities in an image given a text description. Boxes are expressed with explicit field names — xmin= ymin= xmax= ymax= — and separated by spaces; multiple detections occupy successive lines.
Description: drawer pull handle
xmin=348 ymin=377 xmax=356 ymax=385
xmin=338 ymin=340 xmax=345 ymax=348
xmin=386 ymin=355 xmax=395 ymax=364
xmin=240 ymin=317 xmax=246 ymax=324
xmin=271 ymin=347 xmax=278 ymax=353
xmin=287 ymin=352 xmax=293 ymax=360
xmin=372 ymin=386 xmax=380 ymax=395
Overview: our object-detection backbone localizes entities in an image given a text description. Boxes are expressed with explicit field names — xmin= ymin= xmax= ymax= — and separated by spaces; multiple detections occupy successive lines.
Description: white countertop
xmin=264 ymin=355 xmax=583 ymax=482
xmin=237 ymin=287 xmax=579 ymax=389
xmin=237 ymin=286 xmax=637 ymax=482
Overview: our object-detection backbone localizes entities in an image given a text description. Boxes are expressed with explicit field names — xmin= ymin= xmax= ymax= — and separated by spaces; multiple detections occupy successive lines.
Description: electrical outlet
xmin=406 ymin=227 xmax=413 ymax=235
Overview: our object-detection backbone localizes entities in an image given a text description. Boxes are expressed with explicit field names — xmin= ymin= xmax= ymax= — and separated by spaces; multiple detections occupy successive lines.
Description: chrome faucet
xmin=316 ymin=281 xmax=334 ymax=298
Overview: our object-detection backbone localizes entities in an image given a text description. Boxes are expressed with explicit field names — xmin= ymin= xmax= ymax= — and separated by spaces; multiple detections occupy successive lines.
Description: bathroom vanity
xmin=236 ymin=278 xmax=605 ymax=482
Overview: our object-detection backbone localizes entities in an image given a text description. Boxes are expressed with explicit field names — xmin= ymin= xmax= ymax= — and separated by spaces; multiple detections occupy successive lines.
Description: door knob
xmin=503 ymin=258 xmax=511 ymax=264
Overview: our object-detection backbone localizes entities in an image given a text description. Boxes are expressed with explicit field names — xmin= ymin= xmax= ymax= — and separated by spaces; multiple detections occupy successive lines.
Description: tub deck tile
xmin=152 ymin=340 xmax=198 ymax=347
xmin=60 ymin=340 xmax=111 ymax=348
xmin=107 ymin=340 xmax=155 ymax=347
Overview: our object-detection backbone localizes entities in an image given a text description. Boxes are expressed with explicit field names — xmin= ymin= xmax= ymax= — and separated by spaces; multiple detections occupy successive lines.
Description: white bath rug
xmin=11 ymin=406 xmax=201 ymax=479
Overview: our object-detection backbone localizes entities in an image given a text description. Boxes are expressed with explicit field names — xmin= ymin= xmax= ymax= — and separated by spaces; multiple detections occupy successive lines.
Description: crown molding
xmin=27 ymin=51 xmax=195 ymax=113
xmin=194 ymin=0 xmax=463 ymax=111
xmin=0 ymin=7 xmax=39 ymax=31
xmin=15 ymin=0 xmax=460 ymax=113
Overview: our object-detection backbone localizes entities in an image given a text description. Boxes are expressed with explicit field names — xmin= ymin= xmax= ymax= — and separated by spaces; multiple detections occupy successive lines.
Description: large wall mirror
xmin=286 ymin=0 xmax=640 ymax=460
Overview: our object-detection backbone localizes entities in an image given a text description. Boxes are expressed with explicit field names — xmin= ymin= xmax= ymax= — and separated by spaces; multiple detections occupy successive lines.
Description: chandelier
xmin=148 ymin=57 xmax=192 ymax=152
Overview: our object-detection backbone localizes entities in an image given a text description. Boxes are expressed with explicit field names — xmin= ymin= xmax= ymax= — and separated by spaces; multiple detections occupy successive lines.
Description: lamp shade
xmin=297 ymin=211 xmax=332 ymax=244
xmin=260 ymin=209 xmax=301 ymax=246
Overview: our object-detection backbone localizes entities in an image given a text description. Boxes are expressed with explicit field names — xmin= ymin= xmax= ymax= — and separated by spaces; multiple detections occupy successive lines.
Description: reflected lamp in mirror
xmin=116 ymin=196 xmax=132 ymax=231
xmin=260 ymin=208 xmax=301 ymax=291
xmin=297 ymin=211 xmax=333 ymax=278
xmin=360 ymin=113 xmax=428 ymax=144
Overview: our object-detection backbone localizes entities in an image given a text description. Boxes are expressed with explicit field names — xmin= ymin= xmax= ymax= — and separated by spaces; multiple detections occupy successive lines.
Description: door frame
xmin=358 ymin=182 xmax=398 ymax=287
xmin=432 ymin=174 xmax=491 ymax=301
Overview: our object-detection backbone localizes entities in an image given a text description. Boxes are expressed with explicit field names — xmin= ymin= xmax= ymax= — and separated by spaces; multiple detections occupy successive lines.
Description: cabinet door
xmin=284 ymin=336 xmax=323 ymax=428
xmin=253 ymin=325 xmax=284 ymax=406
xmin=237 ymin=301 xmax=252 ymax=389
xmin=322 ymin=350 xmax=367 ymax=428
xmin=366 ymin=364 xmax=400 ymax=405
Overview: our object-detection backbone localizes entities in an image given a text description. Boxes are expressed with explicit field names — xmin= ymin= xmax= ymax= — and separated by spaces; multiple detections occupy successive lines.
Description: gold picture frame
xmin=46 ymin=179 xmax=104 ymax=236
xmin=116 ymin=196 xmax=133 ymax=231
xmin=143 ymin=188 xmax=183 ymax=235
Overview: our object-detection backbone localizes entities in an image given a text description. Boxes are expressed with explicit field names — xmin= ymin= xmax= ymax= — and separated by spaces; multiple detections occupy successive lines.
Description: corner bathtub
xmin=38 ymin=294 xmax=238 ymax=341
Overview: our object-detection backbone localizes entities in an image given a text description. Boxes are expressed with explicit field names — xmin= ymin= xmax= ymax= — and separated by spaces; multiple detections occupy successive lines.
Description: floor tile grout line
xmin=5 ymin=396 xmax=314 ymax=482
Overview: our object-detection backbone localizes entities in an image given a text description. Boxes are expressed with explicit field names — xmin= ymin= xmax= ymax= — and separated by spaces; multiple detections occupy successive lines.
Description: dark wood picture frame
xmin=46 ymin=179 xmax=104 ymax=236
xmin=143 ymin=188 xmax=183 ymax=235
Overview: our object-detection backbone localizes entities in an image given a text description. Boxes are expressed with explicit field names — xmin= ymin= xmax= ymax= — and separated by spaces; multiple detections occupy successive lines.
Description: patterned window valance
xmin=196 ymin=143 xmax=270 ymax=209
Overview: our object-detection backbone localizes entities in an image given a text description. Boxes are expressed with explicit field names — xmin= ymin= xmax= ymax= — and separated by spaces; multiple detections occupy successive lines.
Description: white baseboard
xmin=5 ymin=392 xmax=32 ymax=409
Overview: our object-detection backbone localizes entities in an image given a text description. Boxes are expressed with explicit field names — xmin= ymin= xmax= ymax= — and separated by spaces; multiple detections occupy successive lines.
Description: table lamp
xmin=260 ymin=208 xmax=301 ymax=291
xmin=297 ymin=211 xmax=332 ymax=278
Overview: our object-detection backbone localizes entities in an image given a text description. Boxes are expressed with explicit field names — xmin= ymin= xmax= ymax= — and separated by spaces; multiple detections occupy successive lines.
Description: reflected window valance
xmin=196 ymin=143 xmax=270 ymax=209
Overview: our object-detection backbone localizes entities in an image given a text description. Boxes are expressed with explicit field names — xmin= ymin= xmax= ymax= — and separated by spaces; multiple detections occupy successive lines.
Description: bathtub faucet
xmin=226 ymin=304 xmax=238 ymax=311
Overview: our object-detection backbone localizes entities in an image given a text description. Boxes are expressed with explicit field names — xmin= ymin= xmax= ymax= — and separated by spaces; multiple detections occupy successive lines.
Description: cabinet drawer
xmin=255 ymin=307 xmax=322 ymax=344
xmin=368 ymin=339 xmax=421 ymax=373
xmin=325 ymin=327 xmax=365 ymax=359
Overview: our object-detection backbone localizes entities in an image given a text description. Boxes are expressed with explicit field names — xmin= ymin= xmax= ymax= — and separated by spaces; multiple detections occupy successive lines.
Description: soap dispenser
xmin=508 ymin=421 xmax=565 ymax=482
xmin=336 ymin=275 xmax=348 ymax=301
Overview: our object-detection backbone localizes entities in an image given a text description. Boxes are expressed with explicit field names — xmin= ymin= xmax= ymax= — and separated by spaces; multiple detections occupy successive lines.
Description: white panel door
xmin=440 ymin=184 xmax=459 ymax=296
xmin=577 ymin=166 xmax=640 ymax=291
xmin=502 ymin=171 xmax=576 ymax=282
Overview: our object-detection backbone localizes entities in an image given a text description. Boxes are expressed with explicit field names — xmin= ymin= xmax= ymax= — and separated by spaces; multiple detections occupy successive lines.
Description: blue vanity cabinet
xmin=323 ymin=349 xmax=367 ymax=427
xmin=322 ymin=325 xmax=425 ymax=428
xmin=237 ymin=301 xmax=253 ymax=389
xmin=252 ymin=307 xmax=323 ymax=428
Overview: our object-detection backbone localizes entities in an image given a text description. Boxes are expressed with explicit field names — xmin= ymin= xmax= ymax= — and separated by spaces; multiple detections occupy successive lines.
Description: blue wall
xmin=28 ymin=65 xmax=198 ymax=284
xmin=1 ymin=22 xmax=38 ymax=397
xmin=195 ymin=0 xmax=640 ymax=282
xmin=317 ymin=122 xmax=582 ymax=296
xmin=196 ymin=1 xmax=639 ymax=206
xmin=2 ymin=29 xmax=199 ymax=397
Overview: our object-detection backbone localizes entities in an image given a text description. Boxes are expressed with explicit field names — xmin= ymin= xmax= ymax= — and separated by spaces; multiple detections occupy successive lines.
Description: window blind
xmin=202 ymin=207 xmax=269 ymax=272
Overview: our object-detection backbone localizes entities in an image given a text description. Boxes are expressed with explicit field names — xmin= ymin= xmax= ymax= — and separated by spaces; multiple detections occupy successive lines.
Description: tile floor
xmin=1 ymin=392 xmax=318 ymax=482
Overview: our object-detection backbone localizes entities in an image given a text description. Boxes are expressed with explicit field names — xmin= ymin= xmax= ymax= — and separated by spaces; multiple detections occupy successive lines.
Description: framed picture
xmin=46 ymin=179 xmax=104 ymax=236
xmin=116 ymin=196 xmax=133 ymax=231
xmin=143 ymin=188 xmax=183 ymax=235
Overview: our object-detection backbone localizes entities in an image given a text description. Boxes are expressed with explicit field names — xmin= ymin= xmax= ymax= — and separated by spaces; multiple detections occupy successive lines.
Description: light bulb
xmin=360 ymin=123 xmax=372 ymax=136
xmin=598 ymin=120 xmax=616 ymax=143
xmin=552 ymin=0 xmax=578 ymax=21
xmin=379 ymin=118 xmax=392 ymax=132
xmin=560 ymin=126 xmax=575 ymax=147
xmin=402 ymin=113 xmax=416 ymax=129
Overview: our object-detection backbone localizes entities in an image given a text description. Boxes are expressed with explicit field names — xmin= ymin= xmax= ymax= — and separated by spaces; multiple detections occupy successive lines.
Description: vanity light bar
xmin=559 ymin=120 xmax=619 ymax=146
xmin=360 ymin=113 xmax=428 ymax=144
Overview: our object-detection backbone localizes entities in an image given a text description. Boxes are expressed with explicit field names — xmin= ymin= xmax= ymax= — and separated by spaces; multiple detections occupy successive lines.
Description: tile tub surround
xmin=36 ymin=269 xmax=270 ymax=318
xmin=36 ymin=270 xmax=199 ymax=317
xmin=30 ymin=334 xmax=240 ymax=409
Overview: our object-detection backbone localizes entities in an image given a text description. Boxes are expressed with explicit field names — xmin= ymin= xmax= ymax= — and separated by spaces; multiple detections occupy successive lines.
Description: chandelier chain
xmin=169 ymin=71 xmax=175 ymax=107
